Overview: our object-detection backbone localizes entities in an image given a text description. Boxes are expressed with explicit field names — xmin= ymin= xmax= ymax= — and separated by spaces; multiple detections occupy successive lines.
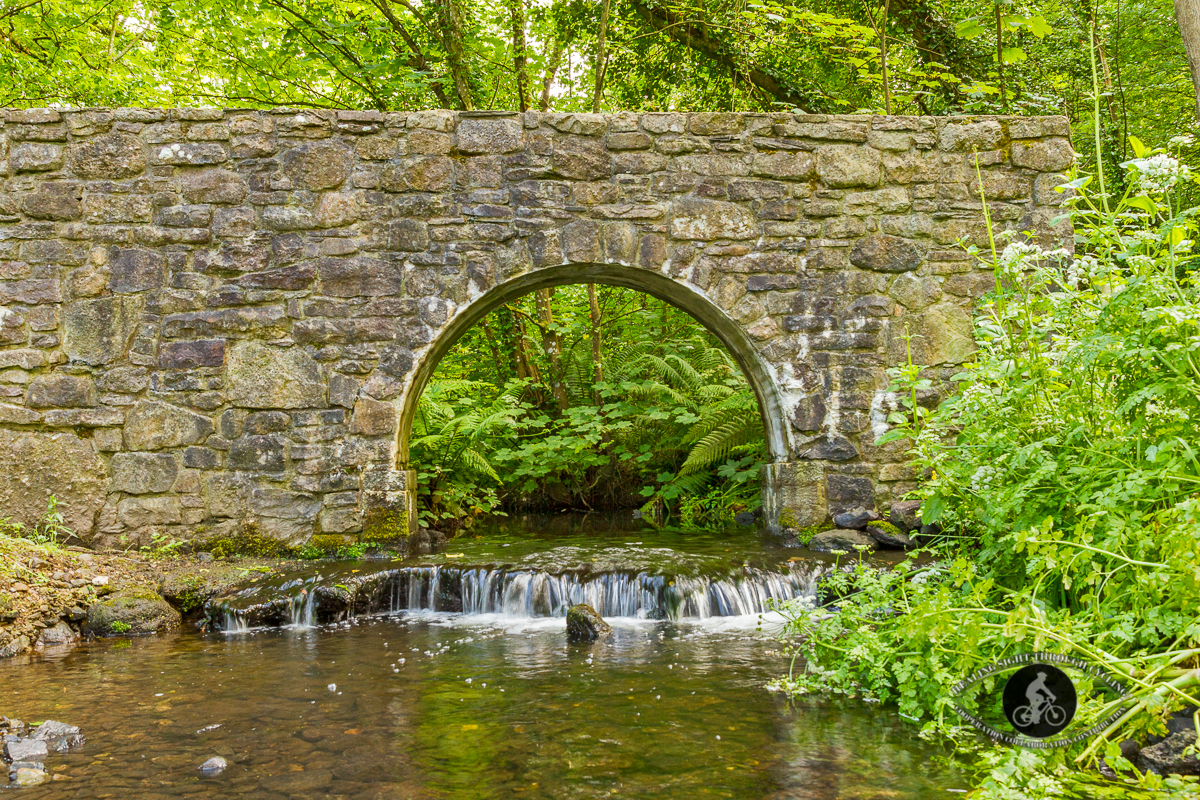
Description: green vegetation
xmin=202 ymin=525 xmax=296 ymax=560
xmin=411 ymin=286 xmax=765 ymax=529
xmin=108 ymin=621 xmax=132 ymax=634
xmin=2 ymin=0 xmax=1197 ymax=162
xmin=772 ymin=138 xmax=1200 ymax=796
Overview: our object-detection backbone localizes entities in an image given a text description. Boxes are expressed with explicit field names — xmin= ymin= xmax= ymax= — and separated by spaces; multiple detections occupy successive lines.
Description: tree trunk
xmin=593 ymin=0 xmax=611 ymax=112
xmin=588 ymin=284 xmax=603 ymax=403
xmin=541 ymin=32 xmax=572 ymax=111
xmin=994 ymin=3 xmax=1006 ymax=111
xmin=436 ymin=0 xmax=473 ymax=109
xmin=534 ymin=288 xmax=570 ymax=411
xmin=508 ymin=0 xmax=528 ymax=111
xmin=1175 ymin=0 xmax=1200 ymax=119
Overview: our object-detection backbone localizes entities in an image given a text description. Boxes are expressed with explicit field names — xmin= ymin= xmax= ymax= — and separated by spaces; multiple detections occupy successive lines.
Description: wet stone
xmin=808 ymin=529 xmax=877 ymax=553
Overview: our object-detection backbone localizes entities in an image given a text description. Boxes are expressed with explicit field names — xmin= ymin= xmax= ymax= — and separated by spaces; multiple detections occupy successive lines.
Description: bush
xmin=772 ymin=139 xmax=1200 ymax=797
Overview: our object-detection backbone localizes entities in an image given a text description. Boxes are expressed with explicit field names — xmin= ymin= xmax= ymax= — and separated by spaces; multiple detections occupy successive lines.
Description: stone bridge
xmin=0 ymin=108 xmax=1072 ymax=548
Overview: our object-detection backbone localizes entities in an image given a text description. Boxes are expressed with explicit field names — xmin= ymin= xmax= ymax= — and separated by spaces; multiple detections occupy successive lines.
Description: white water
xmin=219 ymin=563 xmax=820 ymax=633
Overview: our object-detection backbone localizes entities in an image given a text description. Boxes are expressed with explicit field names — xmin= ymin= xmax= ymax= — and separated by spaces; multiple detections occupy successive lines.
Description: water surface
xmin=1 ymin=516 xmax=964 ymax=798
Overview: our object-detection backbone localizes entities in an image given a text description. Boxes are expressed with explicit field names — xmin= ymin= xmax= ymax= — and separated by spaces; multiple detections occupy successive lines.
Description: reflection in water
xmin=1 ymin=616 xmax=967 ymax=798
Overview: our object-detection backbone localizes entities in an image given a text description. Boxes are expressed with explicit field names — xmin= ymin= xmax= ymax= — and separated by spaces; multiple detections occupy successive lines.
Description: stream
xmin=0 ymin=515 xmax=968 ymax=798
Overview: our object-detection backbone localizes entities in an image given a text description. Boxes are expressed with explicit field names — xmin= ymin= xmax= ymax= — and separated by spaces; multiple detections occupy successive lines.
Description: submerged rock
xmin=566 ymin=603 xmax=612 ymax=642
xmin=807 ymin=530 xmax=877 ymax=553
xmin=865 ymin=522 xmax=915 ymax=550
xmin=10 ymin=766 xmax=47 ymax=786
xmin=199 ymin=756 xmax=228 ymax=775
xmin=31 ymin=720 xmax=83 ymax=752
xmin=1138 ymin=731 xmax=1200 ymax=776
xmin=82 ymin=587 xmax=181 ymax=636
xmin=734 ymin=511 xmax=757 ymax=527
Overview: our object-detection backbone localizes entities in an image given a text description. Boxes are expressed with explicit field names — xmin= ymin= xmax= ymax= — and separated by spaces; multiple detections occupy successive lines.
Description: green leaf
xmin=1001 ymin=46 xmax=1027 ymax=64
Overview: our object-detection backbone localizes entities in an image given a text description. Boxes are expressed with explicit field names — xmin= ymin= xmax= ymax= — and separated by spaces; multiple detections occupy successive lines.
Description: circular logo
xmin=1002 ymin=663 xmax=1077 ymax=738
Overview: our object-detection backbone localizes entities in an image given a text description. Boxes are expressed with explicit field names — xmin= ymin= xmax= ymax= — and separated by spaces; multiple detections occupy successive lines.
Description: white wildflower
xmin=1128 ymin=154 xmax=1192 ymax=195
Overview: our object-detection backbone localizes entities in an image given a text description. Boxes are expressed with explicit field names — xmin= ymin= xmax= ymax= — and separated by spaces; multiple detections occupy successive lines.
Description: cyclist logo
xmin=1003 ymin=663 xmax=1076 ymax=738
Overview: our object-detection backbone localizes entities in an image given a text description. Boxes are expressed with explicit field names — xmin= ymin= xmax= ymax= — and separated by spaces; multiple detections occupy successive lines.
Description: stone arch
xmin=395 ymin=261 xmax=792 ymax=466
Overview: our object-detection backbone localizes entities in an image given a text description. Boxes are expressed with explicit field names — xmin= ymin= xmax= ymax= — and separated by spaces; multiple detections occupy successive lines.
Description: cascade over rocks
xmin=0 ymin=108 xmax=1072 ymax=548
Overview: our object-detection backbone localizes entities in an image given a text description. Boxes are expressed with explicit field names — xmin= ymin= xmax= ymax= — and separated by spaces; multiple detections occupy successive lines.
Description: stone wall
xmin=0 ymin=108 xmax=1072 ymax=548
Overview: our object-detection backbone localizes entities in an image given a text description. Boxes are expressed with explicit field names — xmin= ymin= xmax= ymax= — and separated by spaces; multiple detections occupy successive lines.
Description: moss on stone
xmin=777 ymin=508 xmax=799 ymax=529
xmin=203 ymin=524 xmax=295 ymax=559
xmin=362 ymin=507 xmax=409 ymax=542
xmin=83 ymin=586 xmax=181 ymax=636
xmin=868 ymin=520 xmax=905 ymax=537
xmin=310 ymin=534 xmax=352 ymax=552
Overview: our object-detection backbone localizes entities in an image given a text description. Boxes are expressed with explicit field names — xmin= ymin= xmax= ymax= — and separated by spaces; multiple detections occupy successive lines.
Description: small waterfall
xmin=211 ymin=561 xmax=821 ymax=632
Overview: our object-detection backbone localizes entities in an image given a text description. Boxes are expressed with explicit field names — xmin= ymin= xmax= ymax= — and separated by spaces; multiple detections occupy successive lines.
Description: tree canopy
xmin=0 ymin=0 xmax=1195 ymax=158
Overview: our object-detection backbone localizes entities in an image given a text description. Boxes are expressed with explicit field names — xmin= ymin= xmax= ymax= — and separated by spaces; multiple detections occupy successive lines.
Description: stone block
xmin=108 ymin=248 xmax=166 ymax=293
xmin=816 ymin=145 xmax=880 ymax=188
xmin=280 ymin=141 xmax=353 ymax=190
xmin=349 ymin=398 xmax=397 ymax=436
xmin=751 ymin=151 xmax=814 ymax=180
xmin=27 ymin=374 xmax=97 ymax=408
xmin=118 ymin=496 xmax=181 ymax=527
xmin=939 ymin=120 xmax=1003 ymax=152
xmin=669 ymin=198 xmax=759 ymax=240
xmin=124 ymin=400 xmax=214 ymax=450
xmin=10 ymin=143 xmax=63 ymax=173
xmin=456 ymin=117 xmax=523 ymax=154
xmin=849 ymin=234 xmax=926 ymax=273
xmin=23 ymin=183 xmax=82 ymax=220
xmin=111 ymin=452 xmax=178 ymax=494
xmin=69 ymin=133 xmax=146 ymax=178
xmin=0 ymin=430 xmax=107 ymax=540
xmin=181 ymin=169 xmax=247 ymax=204
xmin=889 ymin=303 xmax=975 ymax=366
xmin=229 ymin=434 xmax=287 ymax=472
xmin=553 ymin=137 xmax=610 ymax=180
xmin=1011 ymin=138 xmax=1075 ymax=172
xmin=762 ymin=461 xmax=827 ymax=530
xmin=158 ymin=340 xmax=226 ymax=369
xmin=825 ymin=473 xmax=875 ymax=514
xmin=63 ymin=296 xmax=143 ymax=366
xmin=226 ymin=341 xmax=326 ymax=408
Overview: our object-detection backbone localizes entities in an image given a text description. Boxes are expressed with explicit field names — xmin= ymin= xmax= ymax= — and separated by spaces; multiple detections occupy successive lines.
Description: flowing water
xmin=1 ymin=515 xmax=968 ymax=798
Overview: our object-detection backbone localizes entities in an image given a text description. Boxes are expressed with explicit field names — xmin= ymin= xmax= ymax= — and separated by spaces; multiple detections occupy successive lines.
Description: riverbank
xmin=0 ymin=534 xmax=303 ymax=659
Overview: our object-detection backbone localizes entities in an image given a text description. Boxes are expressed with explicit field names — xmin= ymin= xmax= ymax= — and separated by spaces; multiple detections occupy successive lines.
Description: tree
xmin=1175 ymin=0 xmax=1200 ymax=119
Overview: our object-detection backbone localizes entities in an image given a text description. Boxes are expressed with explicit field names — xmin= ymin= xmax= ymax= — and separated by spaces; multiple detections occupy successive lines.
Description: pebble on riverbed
xmin=199 ymin=756 xmax=228 ymax=775
xmin=2 ymin=718 xmax=83 ymax=788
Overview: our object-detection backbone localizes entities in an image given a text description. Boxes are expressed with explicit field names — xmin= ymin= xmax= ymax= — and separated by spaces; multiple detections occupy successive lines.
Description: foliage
xmin=0 ymin=0 xmax=1194 ymax=159
xmin=109 ymin=620 xmax=132 ymax=634
xmin=334 ymin=542 xmax=369 ymax=560
xmin=0 ymin=495 xmax=75 ymax=547
xmin=772 ymin=139 xmax=1200 ymax=794
xmin=409 ymin=286 xmax=766 ymax=529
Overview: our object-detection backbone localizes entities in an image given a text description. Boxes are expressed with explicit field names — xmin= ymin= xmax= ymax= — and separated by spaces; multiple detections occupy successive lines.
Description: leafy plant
xmin=773 ymin=136 xmax=1200 ymax=794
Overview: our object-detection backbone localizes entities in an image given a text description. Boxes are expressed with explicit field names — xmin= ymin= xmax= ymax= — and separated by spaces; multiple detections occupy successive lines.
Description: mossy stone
xmin=865 ymin=521 xmax=915 ymax=550
xmin=83 ymin=587 xmax=181 ymax=636
xmin=362 ymin=507 xmax=409 ymax=542
xmin=203 ymin=526 xmax=295 ymax=559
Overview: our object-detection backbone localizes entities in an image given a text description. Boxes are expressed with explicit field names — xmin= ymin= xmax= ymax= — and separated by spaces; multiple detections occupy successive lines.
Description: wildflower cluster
xmin=1127 ymin=153 xmax=1192 ymax=195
